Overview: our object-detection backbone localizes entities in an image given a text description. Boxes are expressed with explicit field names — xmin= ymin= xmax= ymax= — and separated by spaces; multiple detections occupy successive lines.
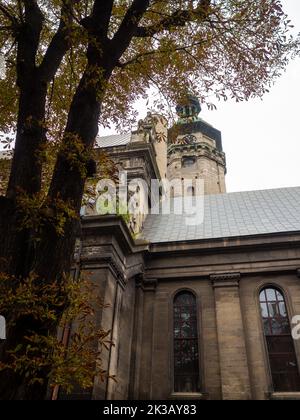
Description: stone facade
xmin=67 ymin=217 xmax=300 ymax=401
xmin=167 ymin=142 xmax=226 ymax=196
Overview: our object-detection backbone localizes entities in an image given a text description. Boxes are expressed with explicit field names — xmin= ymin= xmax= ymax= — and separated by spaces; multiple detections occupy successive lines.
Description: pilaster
xmin=138 ymin=278 xmax=158 ymax=399
xmin=211 ymin=273 xmax=251 ymax=400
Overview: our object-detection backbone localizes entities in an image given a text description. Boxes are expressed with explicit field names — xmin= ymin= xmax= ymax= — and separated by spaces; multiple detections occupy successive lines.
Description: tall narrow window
xmin=187 ymin=186 xmax=195 ymax=197
xmin=259 ymin=287 xmax=300 ymax=392
xmin=173 ymin=291 xmax=200 ymax=393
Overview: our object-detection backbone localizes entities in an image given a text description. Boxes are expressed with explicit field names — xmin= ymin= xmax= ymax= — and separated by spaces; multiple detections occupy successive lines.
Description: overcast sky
xmin=101 ymin=0 xmax=300 ymax=194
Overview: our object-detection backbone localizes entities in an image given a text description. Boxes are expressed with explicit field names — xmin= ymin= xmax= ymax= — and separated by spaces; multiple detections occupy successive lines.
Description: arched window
xmin=173 ymin=291 xmax=200 ymax=393
xmin=182 ymin=156 xmax=196 ymax=168
xmin=259 ymin=287 xmax=300 ymax=392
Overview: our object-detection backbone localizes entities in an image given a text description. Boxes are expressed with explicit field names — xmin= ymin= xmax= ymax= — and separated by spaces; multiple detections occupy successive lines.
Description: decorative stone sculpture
xmin=136 ymin=111 xmax=155 ymax=143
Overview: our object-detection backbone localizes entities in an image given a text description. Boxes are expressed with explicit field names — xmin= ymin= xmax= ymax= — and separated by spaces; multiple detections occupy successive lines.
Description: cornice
xmin=148 ymin=231 xmax=300 ymax=255
xmin=81 ymin=215 xmax=148 ymax=255
xmin=135 ymin=274 xmax=158 ymax=292
xmin=81 ymin=254 xmax=127 ymax=289
xmin=211 ymin=272 xmax=241 ymax=288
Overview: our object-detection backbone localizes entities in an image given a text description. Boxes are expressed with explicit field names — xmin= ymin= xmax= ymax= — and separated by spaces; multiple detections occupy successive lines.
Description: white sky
xmin=101 ymin=0 xmax=300 ymax=193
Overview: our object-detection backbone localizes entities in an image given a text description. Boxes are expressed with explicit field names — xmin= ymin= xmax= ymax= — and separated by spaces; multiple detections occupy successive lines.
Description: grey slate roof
xmin=0 ymin=134 xmax=131 ymax=158
xmin=95 ymin=132 xmax=131 ymax=148
xmin=141 ymin=187 xmax=300 ymax=243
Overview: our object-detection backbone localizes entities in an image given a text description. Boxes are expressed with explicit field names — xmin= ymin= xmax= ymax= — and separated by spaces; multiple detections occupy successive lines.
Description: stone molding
xmin=143 ymin=278 xmax=158 ymax=292
xmin=211 ymin=272 xmax=241 ymax=288
xmin=83 ymin=255 xmax=126 ymax=289
xmin=136 ymin=275 xmax=158 ymax=292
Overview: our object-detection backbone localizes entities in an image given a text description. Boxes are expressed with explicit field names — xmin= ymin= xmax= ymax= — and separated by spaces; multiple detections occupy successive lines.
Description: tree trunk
xmin=7 ymin=75 xmax=47 ymax=199
xmin=33 ymin=34 xmax=116 ymax=280
xmin=0 ymin=76 xmax=48 ymax=278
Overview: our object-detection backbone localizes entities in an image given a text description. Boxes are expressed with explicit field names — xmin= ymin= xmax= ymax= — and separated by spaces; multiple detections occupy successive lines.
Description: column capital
xmin=142 ymin=278 xmax=158 ymax=292
xmin=135 ymin=274 xmax=158 ymax=291
xmin=81 ymin=255 xmax=126 ymax=289
xmin=211 ymin=272 xmax=241 ymax=289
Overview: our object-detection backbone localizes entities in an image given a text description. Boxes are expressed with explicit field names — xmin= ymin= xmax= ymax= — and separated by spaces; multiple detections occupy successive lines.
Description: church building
xmin=72 ymin=95 xmax=300 ymax=400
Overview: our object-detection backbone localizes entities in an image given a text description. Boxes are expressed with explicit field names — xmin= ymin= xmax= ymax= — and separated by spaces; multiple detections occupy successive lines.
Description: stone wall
xmin=134 ymin=233 xmax=300 ymax=400
xmin=75 ymin=217 xmax=300 ymax=401
xmin=167 ymin=144 xmax=226 ymax=196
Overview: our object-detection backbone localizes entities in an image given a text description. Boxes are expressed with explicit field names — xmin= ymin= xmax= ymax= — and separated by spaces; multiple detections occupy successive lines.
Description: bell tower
xmin=167 ymin=95 xmax=226 ymax=195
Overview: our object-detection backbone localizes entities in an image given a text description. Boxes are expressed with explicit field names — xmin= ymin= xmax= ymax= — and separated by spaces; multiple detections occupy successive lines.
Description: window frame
xmin=181 ymin=156 xmax=196 ymax=168
xmin=258 ymin=284 xmax=300 ymax=393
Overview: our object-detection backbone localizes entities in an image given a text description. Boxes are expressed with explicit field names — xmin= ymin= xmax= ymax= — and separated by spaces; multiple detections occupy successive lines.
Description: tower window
xmin=182 ymin=157 xmax=196 ymax=168
xmin=187 ymin=186 xmax=195 ymax=197
xmin=173 ymin=291 xmax=200 ymax=393
xmin=259 ymin=287 xmax=300 ymax=392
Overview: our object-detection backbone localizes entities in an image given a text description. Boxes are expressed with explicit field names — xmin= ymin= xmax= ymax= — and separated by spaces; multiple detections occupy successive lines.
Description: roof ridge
xmin=206 ymin=186 xmax=300 ymax=198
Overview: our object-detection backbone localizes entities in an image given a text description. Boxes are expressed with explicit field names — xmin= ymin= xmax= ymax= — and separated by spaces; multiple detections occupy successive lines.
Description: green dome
xmin=176 ymin=94 xmax=201 ymax=119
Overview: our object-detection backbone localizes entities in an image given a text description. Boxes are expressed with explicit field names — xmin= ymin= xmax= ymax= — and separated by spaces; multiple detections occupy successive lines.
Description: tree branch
xmin=22 ymin=0 xmax=44 ymax=30
xmin=0 ymin=2 xmax=19 ymax=27
xmin=134 ymin=0 xmax=211 ymax=37
xmin=117 ymin=40 xmax=206 ymax=68
xmin=0 ymin=25 xmax=13 ymax=31
xmin=16 ymin=0 xmax=44 ymax=86
xmin=39 ymin=0 xmax=80 ymax=82
xmin=90 ymin=0 xmax=114 ymax=38
xmin=111 ymin=0 xmax=150 ymax=58
xmin=16 ymin=0 xmax=24 ymax=23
